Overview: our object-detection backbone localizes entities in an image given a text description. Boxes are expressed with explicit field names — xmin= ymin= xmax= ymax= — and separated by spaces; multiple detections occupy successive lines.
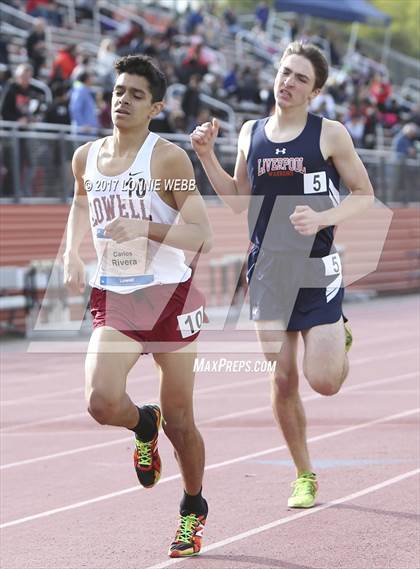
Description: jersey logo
xmin=257 ymin=156 xmax=306 ymax=176
xmin=275 ymin=147 xmax=287 ymax=155
xmin=128 ymin=171 xmax=143 ymax=177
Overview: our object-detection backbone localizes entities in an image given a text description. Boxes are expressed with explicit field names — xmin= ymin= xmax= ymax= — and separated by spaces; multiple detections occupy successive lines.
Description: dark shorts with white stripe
xmin=247 ymin=246 xmax=344 ymax=331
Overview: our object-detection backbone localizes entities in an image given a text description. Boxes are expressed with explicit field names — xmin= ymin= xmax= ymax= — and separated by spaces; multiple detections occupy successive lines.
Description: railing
xmin=235 ymin=29 xmax=282 ymax=66
xmin=0 ymin=120 xmax=419 ymax=205
xmin=165 ymin=84 xmax=236 ymax=138
xmin=0 ymin=2 xmax=53 ymax=65
xmin=361 ymin=39 xmax=420 ymax=88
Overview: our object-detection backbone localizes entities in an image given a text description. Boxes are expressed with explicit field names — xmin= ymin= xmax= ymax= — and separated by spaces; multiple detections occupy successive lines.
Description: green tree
xmin=359 ymin=0 xmax=419 ymax=58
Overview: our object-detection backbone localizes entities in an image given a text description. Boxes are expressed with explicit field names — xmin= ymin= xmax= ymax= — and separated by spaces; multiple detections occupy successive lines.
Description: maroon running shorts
xmin=90 ymin=277 xmax=207 ymax=352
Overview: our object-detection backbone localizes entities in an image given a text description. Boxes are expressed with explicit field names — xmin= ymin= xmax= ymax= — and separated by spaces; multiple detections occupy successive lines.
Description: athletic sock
xmin=180 ymin=488 xmax=208 ymax=516
xmin=130 ymin=405 xmax=157 ymax=441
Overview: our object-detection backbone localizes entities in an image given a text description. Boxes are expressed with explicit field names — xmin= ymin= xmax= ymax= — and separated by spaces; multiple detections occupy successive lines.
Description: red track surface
xmin=1 ymin=295 xmax=419 ymax=569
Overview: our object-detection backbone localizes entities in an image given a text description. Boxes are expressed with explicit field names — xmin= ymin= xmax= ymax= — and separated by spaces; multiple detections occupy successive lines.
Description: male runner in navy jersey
xmin=64 ymin=55 xmax=212 ymax=557
xmin=191 ymin=42 xmax=374 ymax=508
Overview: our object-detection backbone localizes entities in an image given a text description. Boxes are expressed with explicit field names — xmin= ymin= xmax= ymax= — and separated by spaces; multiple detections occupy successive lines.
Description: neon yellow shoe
xmin=344 ymin=322 xmax=353 ymax=353
xmin=287 ymin=472 xmax=318 ymax=508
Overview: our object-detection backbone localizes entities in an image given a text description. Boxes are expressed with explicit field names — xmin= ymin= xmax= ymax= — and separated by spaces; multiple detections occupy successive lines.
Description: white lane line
xmin=0 ymin=375 xmax=269 ymax=433
xmin=1 ymin=407 xmax=418 ymax=529
xmin=1 ymin=346 xmax=417 ymax=433
xmin=199 ymin=370 xmax=419 ymax=425
xmin=2 ymin=332 xmax=417 ymax=387
xmin=1 ymin=371 xmax=417 ymax=470
xmin=0 ymin=371 xmax=159 ymax=406
xmin=146 ymin=468 xmax=420 ymax=569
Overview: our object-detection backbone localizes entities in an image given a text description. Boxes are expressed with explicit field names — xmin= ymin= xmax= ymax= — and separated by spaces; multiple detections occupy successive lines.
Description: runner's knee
xmin=163 ymin=411 xmax=195 ymax=446
xmin=306 ymin=372 xmax=341 ymax=396
xmin=271 ymin=369 xmax=299 ymax=399
xmin=87 ymin=389 xmax=122 ymax=425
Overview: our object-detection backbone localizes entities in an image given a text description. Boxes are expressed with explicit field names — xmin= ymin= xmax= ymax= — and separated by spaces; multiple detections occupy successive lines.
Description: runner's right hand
xmin=191 ymin=118 xmax=220 ymax=159
xmin=63 ymin=253 xmax=86 ymax=294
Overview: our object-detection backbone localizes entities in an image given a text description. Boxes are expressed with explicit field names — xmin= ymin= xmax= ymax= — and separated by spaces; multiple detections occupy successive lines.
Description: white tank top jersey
xmin=83 ymin=132 xmax=192 ymax=294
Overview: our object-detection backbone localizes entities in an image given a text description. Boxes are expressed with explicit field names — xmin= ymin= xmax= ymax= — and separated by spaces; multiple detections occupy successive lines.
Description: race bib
xmin=177 ymin=306 xmax=204 ymax=338
xmin=96 ymin=229 xmax=154 ymax=286
xmin=303 ymin=171 xmax=327 ymax=194
xmin=322 ymin=252 xmax=342 ymax=276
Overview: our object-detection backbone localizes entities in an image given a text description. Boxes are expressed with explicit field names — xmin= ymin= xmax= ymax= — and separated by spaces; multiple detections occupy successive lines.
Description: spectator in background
xmin=142 ymin=34 xmax=163 ymax=59
xmin=406 ymin=103 xmax=420 ymax=131
xmin=69 ymin=71 xmax=98 ymax=131
xmin=181 ymin=74 xmax=202 ymax=132
xmin=0 ymin=63 xmax=43 ymax=122
xmin=237 ymin=66 xmax=261 ymax=104
xmin=223 ymin=8 xmax=240 ymax=35
xmin=179 ymin=55 xmax=207 ymax=85
xmin=44 ymin=83 xmax=70 ymax=124
xmin=344 ymin=106 xmax=365 ymax=148
xmin=26 ymin=18 xmax=46 ymax=78
xmin=26 ymin=0 xmax=48 ymax=17
xmin=381 ymin=97 xmax=401 ymax=129
xmin=393 ymin=123 xmax=418 ymax=158
xmin=51 ymin=45 xmax=77 ymax=82
xmin=44 ymin=1 xmax=63 ymax=27
xmin=71 ymin=53 xmax=91 ymax=82
xmin=185 ymin=7 xmax=204 ymax=35
xmin=255 ymin=1 xmax=269 ymax=32
xmin=97 ymin=38 xmax=117 ymax=93
xmin=0 ymin=63 xmax=43 ymax=196
xmin=361 ymin=101 xmax=378 ymax=150
xmin=223 ymin=64 xmax=239 ymax=99
xmin=76 ymin=0 xmax=95 ymax=21
xmin=345 ymin=108 xmax=365 ymax=148
xmin=369 ymin=72 xmax=391 ymax=113
xmin=97 ymin=90 xmax=112 ymax=130
xmin=310 ymin=88 xmax=336 ymax=119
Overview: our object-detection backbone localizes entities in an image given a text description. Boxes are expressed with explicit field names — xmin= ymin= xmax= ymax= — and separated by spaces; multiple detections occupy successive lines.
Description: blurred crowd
xmin=0 ymin=0 xmax=419 ymax=157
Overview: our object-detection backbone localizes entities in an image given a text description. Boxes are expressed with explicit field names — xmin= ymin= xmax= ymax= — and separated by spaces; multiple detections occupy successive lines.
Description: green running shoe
xmin=344 ymin=322 xmax=353 ymax=353
xmin=168 ymin=509 xmax=208 ymax=558
xmin=287 ymin=472 xmax=318 ymax=508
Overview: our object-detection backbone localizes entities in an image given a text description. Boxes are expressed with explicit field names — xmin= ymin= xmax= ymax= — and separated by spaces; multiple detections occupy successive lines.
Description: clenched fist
xmin=190 ymin=117 xmax=220 ymax=159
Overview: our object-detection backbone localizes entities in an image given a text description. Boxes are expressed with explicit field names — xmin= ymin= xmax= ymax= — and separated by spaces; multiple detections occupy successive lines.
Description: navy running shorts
xmin=247 ymin=246 xmax=344 ymax=331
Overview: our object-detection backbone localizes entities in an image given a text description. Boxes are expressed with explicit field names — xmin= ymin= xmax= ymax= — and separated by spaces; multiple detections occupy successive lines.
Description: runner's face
xmin=274 ymin=54 xmax=319 ymax=109
xmin=112 ymin=73 xmax=162 ymax=128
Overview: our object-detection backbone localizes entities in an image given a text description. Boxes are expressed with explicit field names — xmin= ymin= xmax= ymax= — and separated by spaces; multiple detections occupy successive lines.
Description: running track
xmin=1 ymin=294 xmax=419 ymax=569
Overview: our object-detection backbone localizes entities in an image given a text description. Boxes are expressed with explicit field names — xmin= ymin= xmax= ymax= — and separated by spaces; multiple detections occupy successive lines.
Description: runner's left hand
xmin=104 ymin=217 xmax=149 ymax=243
xmin=289 ymin=206 xmax=323 ymax=236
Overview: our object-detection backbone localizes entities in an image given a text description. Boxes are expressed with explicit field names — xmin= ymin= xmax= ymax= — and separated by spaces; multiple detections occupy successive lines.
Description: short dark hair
xmin=78 ymin=71 xmax=90 ymax=83
xmin=280 ymin=42 xmax=329 ymax=90
xmin=114 ymin=55 xmax=167 ymax=102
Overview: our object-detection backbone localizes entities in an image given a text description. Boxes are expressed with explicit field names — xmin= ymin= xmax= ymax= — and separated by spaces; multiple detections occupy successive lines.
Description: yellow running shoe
xmin=287 ymin=472 xmax=318 ymax=508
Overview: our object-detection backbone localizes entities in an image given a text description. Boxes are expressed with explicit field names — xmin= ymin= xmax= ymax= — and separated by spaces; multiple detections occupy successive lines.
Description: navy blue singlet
xmin=247 ymin=113 xmax=341 ymax=256
xmin=245 ymin=113 xmax=345 ymax=328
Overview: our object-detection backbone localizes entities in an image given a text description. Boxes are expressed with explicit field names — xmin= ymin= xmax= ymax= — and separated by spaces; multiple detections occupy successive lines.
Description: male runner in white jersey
xmin=63 ymin=55 xmax=212 ymax=558
xmin=191 ymin=42 xmax=374 ymax=509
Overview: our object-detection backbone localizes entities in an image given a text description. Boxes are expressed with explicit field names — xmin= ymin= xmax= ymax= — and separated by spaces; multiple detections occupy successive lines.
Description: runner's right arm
xmin=63 ymin=143 xmax=92 ymax=294
xmin=190 ymin=118 xmax=253 ymax=213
